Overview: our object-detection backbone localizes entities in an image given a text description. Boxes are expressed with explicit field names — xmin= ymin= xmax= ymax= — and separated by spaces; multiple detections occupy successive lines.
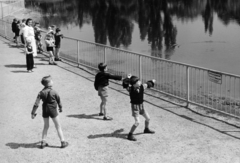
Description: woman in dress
xmin=24 ymin=18 xmax=37 ymax=57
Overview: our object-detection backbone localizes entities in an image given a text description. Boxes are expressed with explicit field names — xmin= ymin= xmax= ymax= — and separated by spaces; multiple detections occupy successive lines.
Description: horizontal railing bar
xmin=63 ymin=36 xmax=240 ymax=78
xmin=60 ymin=56 xmax=99 ymax=71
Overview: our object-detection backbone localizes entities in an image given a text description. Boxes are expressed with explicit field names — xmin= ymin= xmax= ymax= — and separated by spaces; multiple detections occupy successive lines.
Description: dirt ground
xmin=1 ymin=36 xmax=240 ymax=163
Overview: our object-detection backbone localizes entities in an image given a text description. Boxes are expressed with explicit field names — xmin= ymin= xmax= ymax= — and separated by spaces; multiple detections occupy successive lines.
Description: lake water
xmin=25 ymin=0 xmax=240 ymax=75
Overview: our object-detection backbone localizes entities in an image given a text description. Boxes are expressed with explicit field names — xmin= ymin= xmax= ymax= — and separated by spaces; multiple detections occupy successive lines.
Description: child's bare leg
xmin=52 ymin=116 xmax=64 ymax=142
xmin=100 ymin=96 xmax=107 ymax=116
xmin=128 ymin=116 xmax=140 ymax=141
xmin=49 ymin=51 xmax=54 ymax=63
xmin=42 ymin=118 xmax=50 ymax=141
xmin=55 ymin=48 xmax=60 ymax=59
xmin=130 ymin=116 xmax=140 ymax=133
xmin=142 ymin=111 xmax=155 ymax=133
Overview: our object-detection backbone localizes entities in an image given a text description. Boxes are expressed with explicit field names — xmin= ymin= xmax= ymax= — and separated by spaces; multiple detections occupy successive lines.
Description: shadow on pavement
xmin=67 ymin=113 xmax=103 ymax=121
xmin=11 ymin=70 xmax=29 ymax=73
xmin=6 ymin=142 xmax=61 ymax=149
xmin=6 ymin=142 xmax=40 ymax=149
xmin=5 ymin=64 xmax=26 ymax=68
xmin=88 ymin=128 xmax=127 ymax=140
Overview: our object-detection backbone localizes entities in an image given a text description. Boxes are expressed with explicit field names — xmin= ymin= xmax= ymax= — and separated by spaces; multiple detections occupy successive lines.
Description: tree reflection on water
xmin=25 ymin=0 xmax=240 ymax=59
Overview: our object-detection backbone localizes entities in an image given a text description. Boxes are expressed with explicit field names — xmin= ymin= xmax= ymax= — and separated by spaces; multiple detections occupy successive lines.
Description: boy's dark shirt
xmin=129 ymin=85 xmax=144 ymax=104
xmin=54 ymin=33 xmax=62 ymax=46
xmin=94 ymin=72 xmax=122 ymax=90
xmin=128 ymin=80 xmax=155 ymax=104
xmin=12 ymin=22 xmax=17 ymax=33
xmin=15 ymin=23 xmax=20 ymax=34
xmin=32 ymin=87 xmax=62 ymax=115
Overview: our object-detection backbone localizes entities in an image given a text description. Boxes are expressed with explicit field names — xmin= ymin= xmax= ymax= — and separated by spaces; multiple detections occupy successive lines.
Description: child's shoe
xmin=103 ymin=116 xmax=113 ymax=120
xmin=127 ymin=133 xmax=137 ymax=141
xmin=40 ymin=140 xmax=48 ymax=149
xmin=61 ymin=141 xmax=69 ymax=148
xmin=99 ymin=113 xmax=104 ymax=116
xmin=143 ymin=128 xmax=155 ymax=134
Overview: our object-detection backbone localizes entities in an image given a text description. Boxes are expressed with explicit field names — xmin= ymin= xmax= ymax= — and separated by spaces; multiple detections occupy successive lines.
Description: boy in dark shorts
xmin=94 ymin=63 xmax=123 ymax=120
xmin=122 ymin=75 xmax=156 ymax=141
xmin=31 ymin=75 xmax=68 ymax=148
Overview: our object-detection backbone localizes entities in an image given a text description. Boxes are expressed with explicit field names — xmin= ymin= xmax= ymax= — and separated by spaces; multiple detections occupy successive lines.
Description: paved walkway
xmin=1 ymin=37 xmax=240 ymax=163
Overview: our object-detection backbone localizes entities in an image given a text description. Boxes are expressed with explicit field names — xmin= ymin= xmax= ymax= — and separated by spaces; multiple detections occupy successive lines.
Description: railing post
xmin=1 ymin=2 xmax=3 ymax=19
xmin=4 ymin=21 xmax=7 ymax=38
xmin=139 ymin=55 xmax=142 ymax=81
xmin=104 ymin=47 xmax=106 ymax=63
xmin=186 ymin=66 xmax=190 ymax=107
xmin=77 ymin=40 xmax=80 ymax=67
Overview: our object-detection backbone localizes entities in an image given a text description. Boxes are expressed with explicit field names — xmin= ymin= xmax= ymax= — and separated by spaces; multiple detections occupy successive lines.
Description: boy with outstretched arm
xmin=31 ymin=75 xmax=68 ymax=148
xmin=94 ymin=63 xmax=123 ymax=120
xmin=122 ymin=75 xmax=156 ymax=141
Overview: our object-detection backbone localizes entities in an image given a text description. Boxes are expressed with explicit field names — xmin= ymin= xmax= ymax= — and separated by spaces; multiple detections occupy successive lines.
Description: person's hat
xmin=41 ymin=75 xmax=52 ymax=87
xmin=130 ymin=76 xmax=139 ymax=85
xmin=98 ymin=63 xmax=107 ymax=71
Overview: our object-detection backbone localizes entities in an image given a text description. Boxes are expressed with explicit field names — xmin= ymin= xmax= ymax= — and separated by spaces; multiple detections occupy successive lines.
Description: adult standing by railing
xmin=23 ymin=18 xmax=37 ymax=57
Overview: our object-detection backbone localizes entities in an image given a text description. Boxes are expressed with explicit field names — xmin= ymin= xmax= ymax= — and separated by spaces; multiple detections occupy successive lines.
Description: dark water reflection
xmin=25 ymin=0 xmax=240 ymax=74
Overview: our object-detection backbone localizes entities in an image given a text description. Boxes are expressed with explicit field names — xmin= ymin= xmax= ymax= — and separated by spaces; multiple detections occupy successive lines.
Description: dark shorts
xmin=42 ymin=107 xmax=58 ymax=118
xmin=98 ymin=86 xmax=108 ymax=97
xmin=47 ymin=47 xmax=54 ymax=52
xmin=15 ymin=32 xmax=19 ymax=37
xmin=131 ymin=103 xmax=145 ymax=117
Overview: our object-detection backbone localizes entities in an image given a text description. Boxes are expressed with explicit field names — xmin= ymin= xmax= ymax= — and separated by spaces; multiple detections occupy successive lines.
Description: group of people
xmin=30 ymin=62 xmax=156 ymax=149
xmin=11 ymin=18 xmax=64 ymax=72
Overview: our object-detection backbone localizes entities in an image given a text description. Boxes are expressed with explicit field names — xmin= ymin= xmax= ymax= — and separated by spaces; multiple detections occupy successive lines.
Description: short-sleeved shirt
xmin=33 ymin=87 xmax=62 ymax=118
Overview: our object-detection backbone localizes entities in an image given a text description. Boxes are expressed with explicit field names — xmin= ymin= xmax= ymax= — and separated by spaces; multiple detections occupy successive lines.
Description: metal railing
xmin=0 ymin=0 xmax=24 ymax=19
xmin=0 ymin=18 xmax=240 ymax=119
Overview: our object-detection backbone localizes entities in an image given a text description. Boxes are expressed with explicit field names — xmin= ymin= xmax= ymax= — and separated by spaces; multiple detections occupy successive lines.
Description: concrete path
xmin=1 ymin=37 xmax=240 ymax=163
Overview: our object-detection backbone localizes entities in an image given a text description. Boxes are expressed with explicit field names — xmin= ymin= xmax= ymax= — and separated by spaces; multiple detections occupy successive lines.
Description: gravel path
xmin=1 ymin=37 xmax=240 ymax=163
